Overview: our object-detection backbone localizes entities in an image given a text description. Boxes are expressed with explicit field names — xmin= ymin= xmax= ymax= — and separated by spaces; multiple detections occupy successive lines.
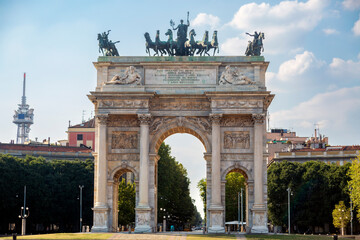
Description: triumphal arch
xmin=88 ymin=55 xmax=273 ymax=233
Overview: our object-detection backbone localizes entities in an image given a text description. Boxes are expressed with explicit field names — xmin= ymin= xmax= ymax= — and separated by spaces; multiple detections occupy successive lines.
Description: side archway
xmin=110 ymin=166 xmax=139 ymax=232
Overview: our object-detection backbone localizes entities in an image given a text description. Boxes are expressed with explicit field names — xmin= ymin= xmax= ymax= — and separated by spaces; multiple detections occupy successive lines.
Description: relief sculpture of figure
xmin=219 ymin=65 xmax=254 ymax=85
xmin=108 ymin=66 xmax=142 ymax=85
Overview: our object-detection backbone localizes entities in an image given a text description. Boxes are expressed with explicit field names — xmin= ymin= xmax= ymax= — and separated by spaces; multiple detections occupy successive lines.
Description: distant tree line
xmin=0 ymin=154 xmax=93 ymax=234
xmin=268 ymin=160 xmax=357 ymax=234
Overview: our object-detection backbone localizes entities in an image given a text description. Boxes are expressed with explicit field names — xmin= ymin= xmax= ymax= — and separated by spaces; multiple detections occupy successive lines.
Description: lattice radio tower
xmin=13 ymin=73 xmax=34 ymax=144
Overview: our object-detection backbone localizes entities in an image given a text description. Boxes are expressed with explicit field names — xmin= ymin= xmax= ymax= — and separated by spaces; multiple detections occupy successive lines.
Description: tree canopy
xmin=348 ymin=155 xmax=360 ymax=221
xmin=332 ymin=201 xmax=350 ymax=235
xmin=0 ymin=154 xmax=94 ymax=234
xmin=157 ymin=143 xmax=200 ymax=230
xmin=225 ymin=172 xmax=246 ymax=222
xmin=268 ymin=160 xmax=350 ymax=233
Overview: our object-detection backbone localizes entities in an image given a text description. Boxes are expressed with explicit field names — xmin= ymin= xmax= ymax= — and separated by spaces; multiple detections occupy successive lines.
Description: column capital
xmin=96 ymin=114 xmax=108 ymax=125
xmin=138 ymin=113 xmax=152 ymax=125
xmin=209 ymin=113 xmax=223 ymax=125
xmin=252 ymin=113 xmax=265 ymax=124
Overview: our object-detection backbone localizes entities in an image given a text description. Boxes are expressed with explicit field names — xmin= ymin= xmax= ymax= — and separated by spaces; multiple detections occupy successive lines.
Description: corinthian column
xmin=95 ymin=114 xmax=108 ymax=208
xmin=209 ymin=113 xmax=222 ymax=207
xmin=137 ymin=114 xmax=151 ymax=208
xmin=135 ymin=114 xmax=152 ymax=233
xmin=252 ymin=113 xmax=265 ymax=207
xmin=92 ymin=114 xmax=109 ymax=232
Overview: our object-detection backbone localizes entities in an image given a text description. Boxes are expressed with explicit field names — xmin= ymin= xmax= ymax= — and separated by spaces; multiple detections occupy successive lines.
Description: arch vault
xmin=88 ymin=56 xmax=274 ymax=233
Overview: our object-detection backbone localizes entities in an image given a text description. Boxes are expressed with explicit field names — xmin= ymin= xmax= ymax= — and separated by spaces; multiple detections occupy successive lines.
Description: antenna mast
xmin=13 ymin=73 xmax=34 ymax=144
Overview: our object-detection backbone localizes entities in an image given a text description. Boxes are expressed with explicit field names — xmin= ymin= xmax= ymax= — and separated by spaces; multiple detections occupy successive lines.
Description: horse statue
xmin=97 ymin=31 xmax=120 ymax=56
xmin=144 ymin=32 xmax=159 ymax=56
xmin=195 ymin=31 xmax=210 ymax=56
xmin=205 ymin=30 xmax=219 ymax=56
xmin=184 ymin=29 xmax=197 ymax=56
xmin=245 ymin=32 xmax=265 ymax=56
xmin=155 ymin=30 xmax=168 ymax=56
xmin=165 ymin=29 xmax=176 ymax=56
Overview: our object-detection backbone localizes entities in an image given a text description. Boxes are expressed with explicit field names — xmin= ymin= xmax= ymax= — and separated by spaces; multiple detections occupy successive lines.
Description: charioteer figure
xmin=170 ymin=12 xmax=190 ymax=56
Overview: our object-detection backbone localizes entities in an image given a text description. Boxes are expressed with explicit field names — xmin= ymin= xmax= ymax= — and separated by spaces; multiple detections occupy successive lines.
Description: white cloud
xmin=277 ymin=51 xmax=323 ymax=81
xmin=192 ymin=13 xmax=220 ymax=29
xmin=323 ymin=28 xmax=339 ymax=35
xmin=352 ymin=15 xmax=360 ymax=36
xmin=226 ymin=0 xmax=329 ymax=54
xmin=342 ymin=0 xmax=360 ymax=10
xmin=271 ymin=87 xmax=360 ymax=140
xmin=329 ymin=55 xmax=360 ymax=79
xmin=220 ymin=37 xmax=247 ymax=56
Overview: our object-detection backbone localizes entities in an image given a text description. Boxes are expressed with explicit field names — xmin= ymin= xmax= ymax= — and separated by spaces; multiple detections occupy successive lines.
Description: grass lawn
xmin=186 ymin=234 xmax=236 ymax=239
xmin=0 ymin=233 xmax=114 ymax=239
xmin=246 ymin=234 xmax=351 ymax=240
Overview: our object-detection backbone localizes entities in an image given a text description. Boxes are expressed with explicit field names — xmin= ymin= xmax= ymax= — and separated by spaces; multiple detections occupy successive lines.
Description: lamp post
xmin=287 ymin=188 xmax=292 ymax=234
xmin=79 ymin=185 xmax=84 ymax=232
xmin=237 ymin=192 xmax=240 ymax=232
xmin=18 ymin=186 xmax=29 ymax=235
xmin=160 ymin=208 xmax=166 ymax=232
xmin=241 ymin=188 xmax=244 ymax=232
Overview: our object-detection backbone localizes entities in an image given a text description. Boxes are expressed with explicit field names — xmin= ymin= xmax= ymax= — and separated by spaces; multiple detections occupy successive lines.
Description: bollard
xmin=333 ymin=235 xmax=338 ymax=240
xmin=12 ymin=233 xmax=17 ymax=240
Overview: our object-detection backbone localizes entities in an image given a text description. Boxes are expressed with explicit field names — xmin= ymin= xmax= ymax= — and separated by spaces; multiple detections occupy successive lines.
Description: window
xmin=77 ymin=134 xmax=83 ymax=140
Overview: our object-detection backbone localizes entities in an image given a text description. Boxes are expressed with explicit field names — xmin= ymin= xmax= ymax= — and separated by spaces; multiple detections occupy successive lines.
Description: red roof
xmin=69 ymin=118 xmax=95 ymax=128
xmin=0 ymin=143 xmax=92 ymax=153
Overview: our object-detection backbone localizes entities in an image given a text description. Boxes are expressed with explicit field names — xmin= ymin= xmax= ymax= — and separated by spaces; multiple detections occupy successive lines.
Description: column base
xmin=208 ymin=206 xmax=225 ymax=233
xmin=134 ymin=206 xmax=152 ymax=233
xmin=92 ymin=206 xmax=109 ymax=232
xmin=250 ymin=206 xmax=268 ymax=233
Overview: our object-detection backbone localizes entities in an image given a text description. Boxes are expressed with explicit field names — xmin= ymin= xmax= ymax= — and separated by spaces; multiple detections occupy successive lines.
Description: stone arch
xmin=110 ymin=166 xmax=139 ymax=232
xmin=149 ymin=118 xmax=211 ymax=154
xmin=110 ymin=165 xmax=139 ymax=182
xmin=221 ymin=164 xmax=253 ymax=232
xmin=221 ymin=164 xmax=251 ymax=182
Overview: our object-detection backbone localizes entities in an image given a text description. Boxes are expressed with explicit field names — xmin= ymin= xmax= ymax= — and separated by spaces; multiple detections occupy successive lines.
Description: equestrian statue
xmin=97 ymin=30 xmax=120 ymax=56
xmin=245 ymin=31 xmax=265 ymax=56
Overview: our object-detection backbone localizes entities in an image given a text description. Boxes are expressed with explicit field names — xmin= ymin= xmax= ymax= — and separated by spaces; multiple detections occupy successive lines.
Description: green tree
xmin=197 ymin=178 xmax=207 ymax=221
xmin=225 ymin=172 xmax=246 ymax=222
xmin=348 ymin=155 xmax=360 ymax=220
xmin=157 ymin=143 xmax=197 ymax=230
xmin=268 ymin=160 xmax=350 ymax=233
xmin=0 ymin=154 xmax=94 ymax=234
xmin=332 ymin=201 xmax=350 ymax=235
xmin=118 ymin=179 xmax=135 ymax=226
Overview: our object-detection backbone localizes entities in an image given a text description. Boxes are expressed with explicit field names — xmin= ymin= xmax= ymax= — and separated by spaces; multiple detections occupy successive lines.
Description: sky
xmin=0 ymin=0 xmax=360 ymax=218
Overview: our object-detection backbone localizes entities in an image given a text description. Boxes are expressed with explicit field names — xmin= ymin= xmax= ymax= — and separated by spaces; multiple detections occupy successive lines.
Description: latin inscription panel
xmin=145 ymin=67 xmax=216 ymax=85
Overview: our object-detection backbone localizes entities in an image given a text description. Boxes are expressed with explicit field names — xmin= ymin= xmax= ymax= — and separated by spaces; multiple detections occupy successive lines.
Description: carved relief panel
xmin=111 ymin=131 xmax=138 ymax=149
xmin=224 ymin=131 xmax=250 ymax=149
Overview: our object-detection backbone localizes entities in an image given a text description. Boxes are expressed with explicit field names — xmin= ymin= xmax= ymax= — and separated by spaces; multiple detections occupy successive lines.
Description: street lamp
xmin=287 ymin=187 xmax=293 ymax=234
xmin=237 ymin=188 xmax=244 ymax=232
xmin=18 ymin=186 xmax=29 ymax=235
xmin=160 ymin=208 xmax=166 ymax=232
xmin=79 ymin=185 xmax=84 ymax=232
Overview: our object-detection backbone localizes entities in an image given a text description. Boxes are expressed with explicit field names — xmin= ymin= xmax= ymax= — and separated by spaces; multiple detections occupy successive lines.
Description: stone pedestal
xmin=251 ymin=207 xmax=268 ymax=233
xmin=208 ymin=206 xmax=225 ymax=233
xmin=92 ymin=206 xmax=109 ymax=232
xmin=134 ymin=207 xmax=152 ymax=233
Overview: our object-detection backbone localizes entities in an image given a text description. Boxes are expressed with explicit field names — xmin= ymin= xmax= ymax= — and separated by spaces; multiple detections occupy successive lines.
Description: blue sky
xmin=1 ymin=0 xmax=359 ymax=218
